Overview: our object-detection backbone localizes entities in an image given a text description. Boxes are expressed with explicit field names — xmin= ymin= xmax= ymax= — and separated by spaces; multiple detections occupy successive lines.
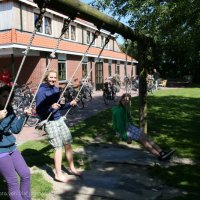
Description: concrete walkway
xmin=34 ymin=143 xmax=183 ymax=200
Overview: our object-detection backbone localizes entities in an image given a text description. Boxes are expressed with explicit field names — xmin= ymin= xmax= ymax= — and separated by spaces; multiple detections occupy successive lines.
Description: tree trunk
xmin=137 ymin=42 xmax=148 ymax=134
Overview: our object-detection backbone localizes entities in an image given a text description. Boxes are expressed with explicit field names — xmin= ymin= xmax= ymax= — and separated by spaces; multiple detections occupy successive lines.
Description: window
xmin=34 ymin=14 xmax=43 ymax=33
xmin=44 ymin=16 xmax=52 ymax=35
xmin=58 ymin=61 xmax=66 ymax=81
xmin=87 ymin=31 xmax=90 ymax=44
xmin=101 ymin=36 xmax=108 ymax=48
xmin=101 ymin=36 xmax=104 ymax=47
xmin=82 ymin=63 xmax=88 ymax=78
xmin=108 ymin=64 xmax=112 ymax=77
xmin=64 ymin=28 xmax=69 ymax=39
xmin=71 ymin=25 xmax=76 ymax=41
xmin=91 ymin=32 xmax=95 ymax=45
xmin=34 ymin=13 xmax=52 ymax=35
xmin=63 ymin=24 xmax=76 ymax=40
xmin=86 ymin=31 xmax=95 ymax=45
xmin=116 ymin=65 xmax=120 ymax=75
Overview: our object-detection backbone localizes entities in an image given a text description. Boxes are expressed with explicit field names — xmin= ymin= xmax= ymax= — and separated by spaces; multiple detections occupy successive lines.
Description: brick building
xmin=0 ymin=0 xmax=137 ymax=90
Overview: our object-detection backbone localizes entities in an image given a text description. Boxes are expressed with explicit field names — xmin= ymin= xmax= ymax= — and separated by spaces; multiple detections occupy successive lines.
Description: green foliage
xmin=91 ymin=0 xmax=200 ymax=82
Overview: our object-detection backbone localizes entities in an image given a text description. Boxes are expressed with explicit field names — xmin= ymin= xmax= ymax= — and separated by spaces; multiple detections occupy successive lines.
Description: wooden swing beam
xmin=33 ymin=0 xmax=152 ymax=44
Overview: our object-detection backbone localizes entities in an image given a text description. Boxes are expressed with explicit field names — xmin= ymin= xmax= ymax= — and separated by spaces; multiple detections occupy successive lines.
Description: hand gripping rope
xmin=64 ymin=34 xmax=112 ymax=117
xmin=3 ymin=2 xmax=48 ymax=110
xmin=36 ymin=29 xmax=101 ymax=127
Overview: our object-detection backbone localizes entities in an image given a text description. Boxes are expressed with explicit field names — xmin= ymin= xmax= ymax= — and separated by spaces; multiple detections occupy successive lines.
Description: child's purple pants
xmin=0 ymin=149 xmax=31 ymax=200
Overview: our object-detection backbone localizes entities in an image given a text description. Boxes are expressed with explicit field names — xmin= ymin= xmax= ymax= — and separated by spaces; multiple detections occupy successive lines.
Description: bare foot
xmin=55 ymin=174 xmax=69 ymax=183
xmin=69 ymin=168 xmax=81 ymax=176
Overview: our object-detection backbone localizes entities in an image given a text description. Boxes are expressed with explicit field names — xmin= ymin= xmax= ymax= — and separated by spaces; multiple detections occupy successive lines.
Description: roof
xmin=0 ymin=29 xmax=137 ymax=63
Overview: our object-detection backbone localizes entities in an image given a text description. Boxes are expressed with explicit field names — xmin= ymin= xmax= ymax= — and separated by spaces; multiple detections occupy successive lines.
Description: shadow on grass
xmin=19 ymin=140 xmax=54 ymax=167
xmin=71 ymin=94 xmax=200 ymax=160
xmin=146 ymin=95 xmax=200 ymax=160
xmin=148 ymin=164 xmax=200 ymax=200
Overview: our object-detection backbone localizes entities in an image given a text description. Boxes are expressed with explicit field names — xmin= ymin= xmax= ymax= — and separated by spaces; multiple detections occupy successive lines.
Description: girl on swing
xmin=112 ymin=93 xmax=175 ymax=161
xmin=36 ymin=70 xmax=81 ymax=183
xmin=0 ymin=85 xmax=32 ymax=200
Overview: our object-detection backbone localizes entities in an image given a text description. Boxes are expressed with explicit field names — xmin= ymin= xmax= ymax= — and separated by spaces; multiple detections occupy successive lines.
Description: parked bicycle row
xmin=11 ymin=80 xmax=94 ymax=127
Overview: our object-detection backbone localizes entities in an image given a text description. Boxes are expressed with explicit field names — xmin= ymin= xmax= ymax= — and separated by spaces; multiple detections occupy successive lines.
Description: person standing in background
xmin=153 ymin=68 xmax=160 ymax=90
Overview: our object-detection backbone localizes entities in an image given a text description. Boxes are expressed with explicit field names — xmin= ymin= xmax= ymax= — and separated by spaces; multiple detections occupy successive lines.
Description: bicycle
xmin=79 ymin=80 xmax=93 ymax=102
xmin=11 ymin=82 xmax=40 ymax=127
xmin=62 ymin=84 xmax=85 ymax=114
xmin=103 ymin=82 xmax=117 ymax=105
xmin=25 ymin=102 xmax=40 ymax=127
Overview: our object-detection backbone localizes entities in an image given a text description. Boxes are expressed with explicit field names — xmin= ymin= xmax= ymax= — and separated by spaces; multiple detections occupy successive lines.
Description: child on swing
xmin=0 ymin=85 xmax=32 ymax=200
xmin=112 ymin=93 xmax=175 ymax=161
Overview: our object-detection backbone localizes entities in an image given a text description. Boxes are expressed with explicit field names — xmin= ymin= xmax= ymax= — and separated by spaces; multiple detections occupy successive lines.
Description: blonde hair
xmin=43 ymin=70 xmax=57 ymax=82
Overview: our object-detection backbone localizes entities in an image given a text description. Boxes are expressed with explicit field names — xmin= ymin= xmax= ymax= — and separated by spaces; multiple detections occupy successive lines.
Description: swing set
xmin=2 ymin=0 xmax=153 ymax=133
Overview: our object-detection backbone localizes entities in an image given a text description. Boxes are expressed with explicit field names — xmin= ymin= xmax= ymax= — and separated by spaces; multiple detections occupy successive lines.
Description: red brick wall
xmin=67 ymin=54 xmax=82 ymax=85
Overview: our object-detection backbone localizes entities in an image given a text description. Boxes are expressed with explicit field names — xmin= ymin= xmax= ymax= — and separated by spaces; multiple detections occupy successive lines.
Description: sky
xmin=80 ymin=0 xmax=124 ymax=44
xmin=80 ymin=0 xmax=93 ymax=4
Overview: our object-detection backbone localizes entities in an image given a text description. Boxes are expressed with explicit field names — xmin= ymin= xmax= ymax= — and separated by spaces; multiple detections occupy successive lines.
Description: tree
xmin=91 ymin=0 xmax=200 ymax=82
xmin=91 ymin=0 xmax=200 ymax=133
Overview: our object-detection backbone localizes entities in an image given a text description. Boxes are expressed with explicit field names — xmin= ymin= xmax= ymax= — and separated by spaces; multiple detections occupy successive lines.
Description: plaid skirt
xmin=44 ymin=117 xmax=73 ymax=149
xmin=127 ymin=123 xmax=142 ymax=141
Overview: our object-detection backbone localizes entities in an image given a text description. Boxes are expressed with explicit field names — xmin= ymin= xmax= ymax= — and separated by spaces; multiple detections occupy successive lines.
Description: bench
xmin=158 ymin=80 xmax=167 ymax=87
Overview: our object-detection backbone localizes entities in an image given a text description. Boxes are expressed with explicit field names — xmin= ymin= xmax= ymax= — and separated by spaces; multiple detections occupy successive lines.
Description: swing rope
xmin=4 ymin=3 xmax=47 ymax=110
xmin=64 ymin=34 xmax=112 ymax=117
xmin=123 ymin=39 xmax=131 ymax=131
xmin=40 ymin=30 xmax=101 ymax=124
xmin=28 ymin=17 xmax=73 ymax=111
xmin=124 ymin=39 xmax=129 ymax=95
xmin=21 ymin=16 xmax=75 ymax=133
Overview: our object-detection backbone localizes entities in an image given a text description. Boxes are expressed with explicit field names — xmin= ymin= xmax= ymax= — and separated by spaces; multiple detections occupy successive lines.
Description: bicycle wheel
xmin=83 ymin=89 xmax=92 ymax=102
xmin=26 ymin=116 xmax=40 ymax=127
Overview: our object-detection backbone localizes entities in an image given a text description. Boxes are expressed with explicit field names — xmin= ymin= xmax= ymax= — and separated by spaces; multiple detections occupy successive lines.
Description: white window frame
xmin=34 ymin=13 xmax=53 ymax=36
xmin=100 ymin=35 xmax=109 ymax=49
xmin=71 ymin=25 xmax=76 ymax=41
xmin=86 ymin=30 xmax=96 ymax=46
xmin=82 ymin=62 xmax=88 ymax=78
xmin=63 ymin=23 xmax=77 ymax=41
xmin=58 ymin=61 xmax=67 ymax=81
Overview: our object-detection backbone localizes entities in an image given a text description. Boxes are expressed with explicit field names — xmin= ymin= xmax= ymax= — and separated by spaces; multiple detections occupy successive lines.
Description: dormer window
xmin=101 ymin=36 xmax=108 ymax=49
xmin=34 ymin=13 xmax=52 ymax=35
xmin=86 ymin=30 xmax=95 ymax=46
xmin=71 ymin=25 xmax=76 ymax=41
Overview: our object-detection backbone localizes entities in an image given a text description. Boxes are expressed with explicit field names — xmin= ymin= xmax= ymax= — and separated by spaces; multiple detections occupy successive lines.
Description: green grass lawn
xmin=1 ymin=87 xmax=199 ymax=200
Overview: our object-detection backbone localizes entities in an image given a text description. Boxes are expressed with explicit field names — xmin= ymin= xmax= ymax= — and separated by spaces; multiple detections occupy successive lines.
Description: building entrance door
xmin=95 ymin=62 xmax=103 ymax=90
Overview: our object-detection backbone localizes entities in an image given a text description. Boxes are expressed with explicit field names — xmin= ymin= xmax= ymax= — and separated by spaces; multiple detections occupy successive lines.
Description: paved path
xmin=35 ymin=144 xmax=183 ymax=200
